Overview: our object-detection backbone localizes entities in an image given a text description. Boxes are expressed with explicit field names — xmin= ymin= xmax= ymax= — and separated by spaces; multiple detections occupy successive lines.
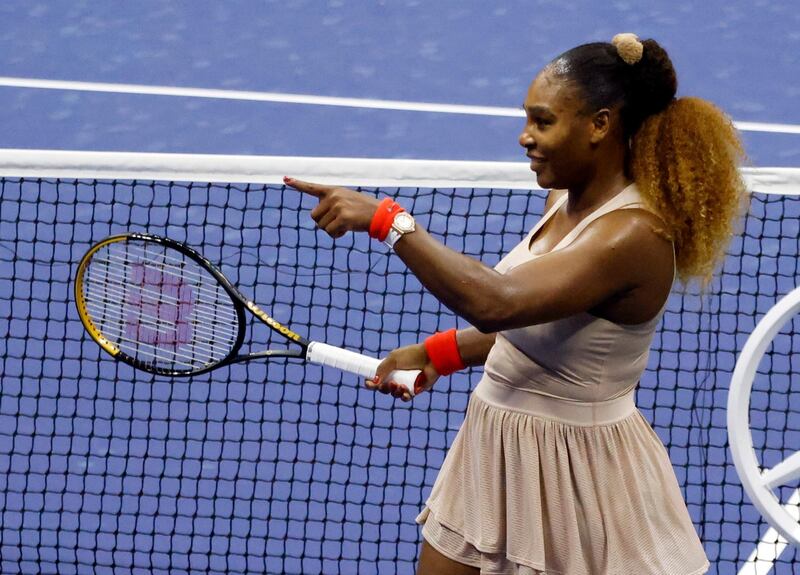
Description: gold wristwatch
xmin=383 ymin=212 xmax=416 ymax=249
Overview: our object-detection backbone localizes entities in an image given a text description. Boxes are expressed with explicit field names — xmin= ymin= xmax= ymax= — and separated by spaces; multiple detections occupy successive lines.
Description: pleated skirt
xmin=416 ymin=376 xmax=709 ymax=575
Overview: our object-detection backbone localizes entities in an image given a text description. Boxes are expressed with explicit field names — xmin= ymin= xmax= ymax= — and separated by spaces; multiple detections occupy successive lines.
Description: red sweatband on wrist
xmin=369 ymin=198 xmax=405 ymax=241
xmin=424 ymin=329 xmax=466 ymax=376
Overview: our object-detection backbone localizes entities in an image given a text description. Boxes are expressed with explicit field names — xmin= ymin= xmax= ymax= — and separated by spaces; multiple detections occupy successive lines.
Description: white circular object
xmin=728 ymin=285 xmax=800 ymax=546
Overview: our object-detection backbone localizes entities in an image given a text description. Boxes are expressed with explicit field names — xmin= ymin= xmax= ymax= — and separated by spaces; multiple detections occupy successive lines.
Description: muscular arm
xmin=391 ymin=209 xmax=669 ymax=332
xmin=284 ymin=178 xmax=672 ymax=334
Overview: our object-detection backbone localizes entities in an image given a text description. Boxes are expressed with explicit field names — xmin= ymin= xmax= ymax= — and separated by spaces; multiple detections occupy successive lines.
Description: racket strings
xmin=84 ymin=287 xmax=233 ymax=365
xmin=82 ymin=241 xmax=241 ymax=371
xmin=82 ymin=289 xmax=230 ymax=350
xmin=85 ymin=321 xmax=224 ymax=369
xmin=106 ymin=244 xmax=235 ymax=298
xmin=86 ymin=296 xmax=233 ymax=368
xmin=89 ymin=247 xmax=237 ymax=330
xmin=85 ymin=267 xmax=235 ymax=330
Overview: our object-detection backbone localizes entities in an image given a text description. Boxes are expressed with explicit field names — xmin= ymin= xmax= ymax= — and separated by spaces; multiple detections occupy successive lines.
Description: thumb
xmin=415 ymin=364 xmax=441 ymax=395
xmin=374 ymin=356 xmax=396 ymax=385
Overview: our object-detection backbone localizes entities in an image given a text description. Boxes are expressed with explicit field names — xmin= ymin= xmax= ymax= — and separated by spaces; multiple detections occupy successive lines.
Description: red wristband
xmin=424 ymin=329 xmax=466 ymax=376
xmin=369 ymin=198 xmax=405 ymax=241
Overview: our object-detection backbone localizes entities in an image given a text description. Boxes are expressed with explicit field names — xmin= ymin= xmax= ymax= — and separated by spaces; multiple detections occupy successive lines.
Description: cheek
xmin=537 ymin=135 xmax=584 ymax=186
xmin=549 ymin=129 xmax=588 ymax=167
xmin=540 ymin=125 xmax=572 ymax=153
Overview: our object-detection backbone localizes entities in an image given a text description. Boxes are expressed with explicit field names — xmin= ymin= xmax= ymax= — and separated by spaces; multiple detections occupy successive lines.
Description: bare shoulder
xmin=570 ymin=207 xmax=674 ymax=284
xmin=595 ymin=208 xmax=670 ymax=247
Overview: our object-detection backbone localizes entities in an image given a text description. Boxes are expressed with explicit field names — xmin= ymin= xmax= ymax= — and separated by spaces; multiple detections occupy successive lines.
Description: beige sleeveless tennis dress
xmin=417 ymin=185 xmax=709 ymax=574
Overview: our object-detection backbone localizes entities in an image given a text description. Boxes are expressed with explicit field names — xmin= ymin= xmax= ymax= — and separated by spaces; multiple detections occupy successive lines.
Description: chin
xmin=533 ymin=171 xmax=555 ymax=190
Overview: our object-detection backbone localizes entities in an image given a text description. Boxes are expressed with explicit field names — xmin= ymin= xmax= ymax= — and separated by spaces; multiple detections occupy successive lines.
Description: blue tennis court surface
xmin=0 ymin=2 xmax=799 ymax=575
xmin=0 ymin=1 xmax=799 ymax=164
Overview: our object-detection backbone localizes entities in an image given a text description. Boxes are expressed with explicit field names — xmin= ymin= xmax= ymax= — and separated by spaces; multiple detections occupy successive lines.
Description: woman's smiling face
xmin=519 ymin=66 xmax=601 ymax=191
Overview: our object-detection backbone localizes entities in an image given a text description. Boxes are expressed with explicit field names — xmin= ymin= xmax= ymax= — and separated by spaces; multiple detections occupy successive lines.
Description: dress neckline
xmin=527 ymin=183 xmax=639 ymax=254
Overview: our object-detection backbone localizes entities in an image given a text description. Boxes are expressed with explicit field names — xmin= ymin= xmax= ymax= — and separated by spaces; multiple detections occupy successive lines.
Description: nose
xmin=519 ymin=125 xmax=534 ymax=149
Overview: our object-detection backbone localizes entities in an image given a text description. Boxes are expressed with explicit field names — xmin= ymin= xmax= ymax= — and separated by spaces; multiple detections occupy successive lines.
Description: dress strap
xmin=549 ymin=184 xmax=645 ymax=253
xmin=522 ymin=192 xmax=569 ymax=247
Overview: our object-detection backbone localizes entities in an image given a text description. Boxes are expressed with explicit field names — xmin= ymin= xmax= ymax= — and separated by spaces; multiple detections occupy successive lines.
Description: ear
xmin=589 ymin=108 xmax=611 ymax=144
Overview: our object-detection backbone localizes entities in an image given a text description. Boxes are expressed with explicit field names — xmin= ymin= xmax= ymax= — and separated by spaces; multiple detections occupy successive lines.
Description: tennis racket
xmin=74 ymin=232 xmax=421 ymax=394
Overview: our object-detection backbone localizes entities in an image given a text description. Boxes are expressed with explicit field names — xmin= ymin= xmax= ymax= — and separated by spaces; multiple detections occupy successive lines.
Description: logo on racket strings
xmin=126 ymin=263 xmax=195 ymax=349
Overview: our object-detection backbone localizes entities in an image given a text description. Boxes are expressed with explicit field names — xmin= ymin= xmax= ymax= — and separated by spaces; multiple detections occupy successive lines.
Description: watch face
xmin=393 ymin=212 xmax=415 ymax=233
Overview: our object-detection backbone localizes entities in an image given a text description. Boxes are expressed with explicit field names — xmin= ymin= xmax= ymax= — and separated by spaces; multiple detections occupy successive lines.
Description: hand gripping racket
xmin=74 ymin=233 xmax=421 ymax=395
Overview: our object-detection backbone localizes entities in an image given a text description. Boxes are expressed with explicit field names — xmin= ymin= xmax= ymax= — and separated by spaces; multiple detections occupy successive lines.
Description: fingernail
xmin=283 ymin=176 xmax=292 ymax=183
xmin=372 ymin=375 xmax=381 ymax=385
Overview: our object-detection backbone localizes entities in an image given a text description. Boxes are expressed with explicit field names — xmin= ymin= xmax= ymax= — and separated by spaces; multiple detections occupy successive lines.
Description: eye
xmin=523 ymin=107 xmax=555 ymax=128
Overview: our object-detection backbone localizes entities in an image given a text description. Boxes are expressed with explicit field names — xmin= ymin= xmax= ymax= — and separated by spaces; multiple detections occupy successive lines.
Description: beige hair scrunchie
xmin=612 ymin=33 xmax=644 ymax=65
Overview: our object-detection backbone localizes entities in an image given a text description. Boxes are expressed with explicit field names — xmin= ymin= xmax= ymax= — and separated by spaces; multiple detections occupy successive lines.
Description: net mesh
xmin=0 ymin=174 xmax=798 ymax=574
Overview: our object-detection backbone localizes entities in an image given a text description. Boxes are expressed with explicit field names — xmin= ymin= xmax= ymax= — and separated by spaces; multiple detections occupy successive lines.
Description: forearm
xmin=393 ymin=227 xmax=507 ymax=331
xmin=282 ymin=178 xmax=514 ymax=331
xmin=455 ymin=327 xmax=497 ymax=367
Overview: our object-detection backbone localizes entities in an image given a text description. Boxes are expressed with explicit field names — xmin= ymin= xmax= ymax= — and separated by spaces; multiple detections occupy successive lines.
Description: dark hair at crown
xmin=550 ymin=39 xmax=678 ymax=138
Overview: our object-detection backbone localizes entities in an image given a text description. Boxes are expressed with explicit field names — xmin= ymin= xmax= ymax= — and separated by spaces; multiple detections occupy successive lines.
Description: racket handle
xmin=306 ymin=342 xmax=421 ymax=396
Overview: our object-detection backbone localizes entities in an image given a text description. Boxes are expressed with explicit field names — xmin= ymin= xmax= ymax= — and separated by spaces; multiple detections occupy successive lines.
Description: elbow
xmin=453 ymin=272 xmax=523 ymax=333
xmin=462 ymin=299 xmax=514 ymax=334
xmin=461 ymin=286 xmax=543 ymax=333
xmin=472 ymin=318 xmax=503 ymax=334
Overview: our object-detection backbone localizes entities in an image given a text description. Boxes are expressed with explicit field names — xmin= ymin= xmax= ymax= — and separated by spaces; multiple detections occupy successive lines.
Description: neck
xmin=566 ymin=157 xmax=631 ymax=215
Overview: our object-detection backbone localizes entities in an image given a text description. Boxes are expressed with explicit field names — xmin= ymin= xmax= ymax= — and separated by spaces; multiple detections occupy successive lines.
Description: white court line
xmin=737 ymin=488 xmax=800 ymax=575
xmin=0 ymin=76 xmax=520 ymax=117
xmin=1 ymin=76 xmax=799 ymax=135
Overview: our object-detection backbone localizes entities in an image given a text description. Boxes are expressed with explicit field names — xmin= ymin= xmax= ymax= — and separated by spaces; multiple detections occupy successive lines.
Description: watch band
xmin=383 ymin=228 xmax=403 ymax=249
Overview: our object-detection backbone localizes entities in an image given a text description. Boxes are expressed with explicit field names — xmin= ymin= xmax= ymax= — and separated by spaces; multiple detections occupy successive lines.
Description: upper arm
xmin=487 ymin=209 xmax=673 ymax=329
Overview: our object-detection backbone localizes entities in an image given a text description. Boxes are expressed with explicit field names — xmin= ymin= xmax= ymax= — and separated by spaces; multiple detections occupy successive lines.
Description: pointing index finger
xmin=283 ymin=176 xmax=330 ymax=198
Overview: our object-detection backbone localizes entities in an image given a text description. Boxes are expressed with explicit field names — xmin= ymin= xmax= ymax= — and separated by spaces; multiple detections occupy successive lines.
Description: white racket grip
xmin=305 ymin=341 xmax=421 ymax=396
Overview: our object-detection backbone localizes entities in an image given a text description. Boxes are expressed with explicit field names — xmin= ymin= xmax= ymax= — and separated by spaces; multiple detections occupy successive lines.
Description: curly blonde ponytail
xmin=631 ymin=97 xmax=747 ymax=286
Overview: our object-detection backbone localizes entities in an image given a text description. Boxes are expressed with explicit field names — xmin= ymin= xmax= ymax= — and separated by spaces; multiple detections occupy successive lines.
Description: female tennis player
xmin=286 ymin=34 xmax=744 ymax=575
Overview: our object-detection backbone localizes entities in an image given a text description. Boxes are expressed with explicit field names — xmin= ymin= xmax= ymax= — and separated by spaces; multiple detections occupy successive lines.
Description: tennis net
xmin=0 ymin=149 xmax=798 ymax=574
